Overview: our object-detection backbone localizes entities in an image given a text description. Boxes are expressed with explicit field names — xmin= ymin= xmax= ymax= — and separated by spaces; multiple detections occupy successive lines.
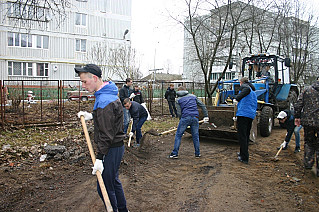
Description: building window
xmin=75 ymin=13 xmax=87 ymax=26
xmin=8 ymin=2 xmax=50 ymax=22
xmin=75 ymin=39 xmax=86 ymax=52
xmin=8 ymin=32 xmax=32 ymax=48
xmin=8 ymin=62 xmax=33 ymax=76
xmin=36 ymin=35 xmax=49 ymax=49
xmin=36 ymin=63 xmax=49 ymax=76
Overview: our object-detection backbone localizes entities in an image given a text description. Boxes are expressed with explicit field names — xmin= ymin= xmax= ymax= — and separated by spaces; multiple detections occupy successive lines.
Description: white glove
xmin=92 ymin=159 xmax=104 ymax=175
xmin=77 ymin=111 xmax=93 ymax=120
xmin=129 ymin=132 xmax=134 ymax=137
xmin=280 ymin=141 xmax=287 ymax=147
xmin=233 ymin=117 xmax=237 ymax=121
xmin=233 ymin=99 xmax=238 ymax=105
xmin=203 ymin=117 xmax=209 ymax=124
xmin=129 ymin=93 xmax=136 ymax=99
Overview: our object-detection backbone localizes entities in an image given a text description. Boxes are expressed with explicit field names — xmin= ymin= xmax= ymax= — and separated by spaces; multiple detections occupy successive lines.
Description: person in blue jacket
xmin=169 ymin=86 xmax=209 ymax=159
xmin=234 ymin=77 xmax=257 ymax=164
xmin=277 ymin=110 xmax=302 ymax=153
xmin=75 ymin=64 xmax=128 ymax=212
xmin=123 ymin=98 xmax=148 ymax=147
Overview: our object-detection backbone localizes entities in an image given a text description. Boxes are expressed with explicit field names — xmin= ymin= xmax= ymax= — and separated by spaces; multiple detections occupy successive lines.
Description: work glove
xmin=233 ymin=99 xmax=238 ymax=105
xmin=129 ymin=132 xmax=134 ymax=137
xmin=203 ymin=117 xmax=209 ymax=124
xmin=92 ymin=159 xmax=104 ymax=175
xmin=280 ymin=141 xmax=287 ymax=147
xmin=77 ymin=111 xmax=93 ymax=120
xmin=233 ymin=117 xmax=237 ymax=121
xmin=129 ymin=93 xmax=136 ymax=99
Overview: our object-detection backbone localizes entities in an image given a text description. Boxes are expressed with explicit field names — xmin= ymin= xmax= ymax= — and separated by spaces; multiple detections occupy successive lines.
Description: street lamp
xmin=123 ymin=29 xmax=129 ymax=40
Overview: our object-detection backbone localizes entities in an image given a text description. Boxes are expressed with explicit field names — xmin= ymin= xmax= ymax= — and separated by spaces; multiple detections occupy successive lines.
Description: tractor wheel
xmin=259 ymin=106 xmax=273 ymax=137
xmin=287 ymin=90 xmax=298 ymax=111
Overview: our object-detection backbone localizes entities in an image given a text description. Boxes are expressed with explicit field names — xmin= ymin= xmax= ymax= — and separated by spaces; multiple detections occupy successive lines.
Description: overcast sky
xmin=131 ymin=0 xmax=319 ymax=78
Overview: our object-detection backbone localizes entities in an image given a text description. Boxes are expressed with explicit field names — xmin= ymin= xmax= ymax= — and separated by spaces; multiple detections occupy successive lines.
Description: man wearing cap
xmin=277 ymin=110 xmax=302 ymax=153
xmin=294 ymin=77 xmax=319 ymax=176
xmin=75 ymin=64 xmax=128 ymax=211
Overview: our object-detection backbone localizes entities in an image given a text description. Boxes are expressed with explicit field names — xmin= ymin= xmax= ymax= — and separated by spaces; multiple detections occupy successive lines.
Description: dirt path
xmin=1 ymin=124 xmax=319 ymax=211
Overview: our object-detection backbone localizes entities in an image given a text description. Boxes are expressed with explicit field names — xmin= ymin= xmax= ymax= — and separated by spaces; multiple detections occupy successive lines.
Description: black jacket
xmin=128 ymin=101 xmax=148 ymax=133
xmin=235 ymin=82 xmax=256 ymax=102
xmin=119 ymin=84 xmax=133 ymax=105
xmin=133 ymin=89 xmax=144 ymax=104
xmin=165 ymin=87 xmax=176 ymax=102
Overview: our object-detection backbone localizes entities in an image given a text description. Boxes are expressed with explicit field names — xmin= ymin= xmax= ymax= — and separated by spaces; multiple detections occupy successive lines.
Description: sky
xmin=131 ymin=0 xmax=184 ymax=77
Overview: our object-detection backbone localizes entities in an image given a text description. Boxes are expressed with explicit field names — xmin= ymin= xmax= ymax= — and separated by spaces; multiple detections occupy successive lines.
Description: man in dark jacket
xmin=234 ymin=77 xmax=257 ymax=164
xmin=123 ymin=98 xmax=148 ymax=147
xmin=75 ymin=64 xmax=128 ymax=211
xmin=119 ymin=78 xmax=133 ymax=134
xmin=294 ymin=77 xmax=319 ymax=176
xmin=169 ymin=86 xmax=209 ymax=159
xmin=132 ymin=85 xmax=144 ymax=104
xmin=165 ymin=84 xmax=178 ymax=117
xmin=276 ymin=110 xmax=302 ymax=153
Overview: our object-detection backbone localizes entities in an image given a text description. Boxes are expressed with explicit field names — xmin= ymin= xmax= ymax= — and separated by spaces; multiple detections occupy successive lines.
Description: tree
xmin=2 ymin=0 xmax=70 ymax=29
xmin=107 ymin=45 xmax=142 ymax=81
xmin=172 ymin=0 xmax=251 ymax=105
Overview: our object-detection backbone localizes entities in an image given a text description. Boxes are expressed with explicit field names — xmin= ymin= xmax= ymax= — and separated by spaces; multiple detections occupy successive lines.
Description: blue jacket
xmin=176 ymin=90 xmax=208 ymax=119
xmin=128 ymin=101 xmax=148 ymax=132
xmin=235 ymin=82 xmax=257 ymax=119
xmin=93 ymin=81 xmax=125 ymax=159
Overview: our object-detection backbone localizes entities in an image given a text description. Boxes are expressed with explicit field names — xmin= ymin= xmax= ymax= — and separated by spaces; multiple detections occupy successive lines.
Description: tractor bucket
xmin=187 ymin=105 xmax=257 ymax=142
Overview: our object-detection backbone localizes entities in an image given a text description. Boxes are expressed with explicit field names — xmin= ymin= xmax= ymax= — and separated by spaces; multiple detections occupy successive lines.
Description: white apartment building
xmin=0 ymin=0 xmax=132 ymax=82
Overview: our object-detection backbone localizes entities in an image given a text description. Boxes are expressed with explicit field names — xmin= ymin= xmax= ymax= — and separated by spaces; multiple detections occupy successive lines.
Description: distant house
xmin=141 ymin=73 xmax=182 ymax=82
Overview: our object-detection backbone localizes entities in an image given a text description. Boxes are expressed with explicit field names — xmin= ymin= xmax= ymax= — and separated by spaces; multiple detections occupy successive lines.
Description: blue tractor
xmin=212 ymin=54 xmax=299 ymax=138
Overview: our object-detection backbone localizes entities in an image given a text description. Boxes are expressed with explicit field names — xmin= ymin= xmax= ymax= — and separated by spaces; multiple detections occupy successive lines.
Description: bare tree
xmin=107 ymin=45 xmax=142 ymax=81
xmin=172 ymin=0 xmax=251 ymax=105
xmin=2 ymin=0 xmax=70 ymax=29
xmin=276 ymin=0 xmax=319 ymax=84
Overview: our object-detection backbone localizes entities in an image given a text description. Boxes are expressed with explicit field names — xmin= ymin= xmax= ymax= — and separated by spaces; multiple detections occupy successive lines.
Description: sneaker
xmin=237 ymin=155 xmax=248 ymax=164
xmin=195 ymin=154 xmax=201 ymax=158
xmin=294 ymin=147 xmax=300 ymax=153
xmin=169 ymin=153 xmax=178 ymax=159
xmin=133 ymin=143 xmax=140 ymax=147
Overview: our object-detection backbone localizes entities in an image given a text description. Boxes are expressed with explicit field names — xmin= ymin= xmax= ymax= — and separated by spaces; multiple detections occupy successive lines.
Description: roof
xmin=141 ymin=73 xmax=182 ymax=82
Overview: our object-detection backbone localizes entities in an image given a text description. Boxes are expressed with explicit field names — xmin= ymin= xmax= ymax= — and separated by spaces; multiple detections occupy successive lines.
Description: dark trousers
xmin=97 ymin=145 xmax=128 ymax=212
xmin=303 ymin=126 xmax=319 ymax=175
xmin=136 ymin=116 xmax=147 ymax=143
xmin=237 ymin=116 xmax=253 ymax=162
xmin=168 ymin=101 xmax=177 ymax=117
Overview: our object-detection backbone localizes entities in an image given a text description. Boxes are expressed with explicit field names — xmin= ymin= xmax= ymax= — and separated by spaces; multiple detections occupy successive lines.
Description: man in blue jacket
xmin=234 ymin=77 xmax=257 ymax=164
xmin=277 ymin=110 xmax=302 ymax=153
xmin=75 ymin=64 xmax=128 ymax=212
xmin=169 ymin=86 xmax=209 ymax=159
xmin=123 ymin=98 xmax=148 ymax=147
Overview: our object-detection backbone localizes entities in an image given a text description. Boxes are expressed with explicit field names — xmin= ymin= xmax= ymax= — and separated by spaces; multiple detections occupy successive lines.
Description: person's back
xmin=176 ymin=90 xmax=200 ymax=118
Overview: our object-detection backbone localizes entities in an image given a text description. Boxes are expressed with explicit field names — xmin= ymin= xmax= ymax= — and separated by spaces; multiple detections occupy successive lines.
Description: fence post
xmin=59 ymin=80 xmax=63 ymax=125
xmin=0 ymin=80 xmax=3 ymax=127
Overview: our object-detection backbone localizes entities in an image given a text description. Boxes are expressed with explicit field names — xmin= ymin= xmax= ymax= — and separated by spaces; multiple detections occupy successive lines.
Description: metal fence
xmin=0 ymin=79 xmax=206 ymax=126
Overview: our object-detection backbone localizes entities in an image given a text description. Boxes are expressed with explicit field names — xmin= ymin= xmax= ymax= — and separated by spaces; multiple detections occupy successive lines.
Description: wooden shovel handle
xmin=80 ymin=116 xmax=113 ymax=212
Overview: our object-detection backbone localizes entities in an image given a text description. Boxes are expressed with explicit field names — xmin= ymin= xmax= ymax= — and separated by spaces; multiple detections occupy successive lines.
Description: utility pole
xmin=149 ymin=68 xmax=164 ymax=82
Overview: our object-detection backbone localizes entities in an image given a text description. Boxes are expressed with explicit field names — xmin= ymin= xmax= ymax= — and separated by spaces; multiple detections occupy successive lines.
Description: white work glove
xmin=92 ymin=159 xmax=104 ymax=175
xmin=233 ymin=99 xmax=238 ymax=105
xmin=203 ymin=117 xmax=209 ymax=124
xmin=233 ymin=117 xmax=237 ymax=121
xmin=280 ymin=141 xmax=287 ymax=147
xmin=77 ymin=111 xmax=93 ymax=120
xmin=129 ymin=93 xmax=136 ymax=99
xmin=129 ymin=132 xmax=134 ymax=137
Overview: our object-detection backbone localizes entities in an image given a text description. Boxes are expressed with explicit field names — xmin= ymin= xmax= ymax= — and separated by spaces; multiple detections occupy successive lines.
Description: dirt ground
xmin=1 ymin=118 xmax=319 ymax=212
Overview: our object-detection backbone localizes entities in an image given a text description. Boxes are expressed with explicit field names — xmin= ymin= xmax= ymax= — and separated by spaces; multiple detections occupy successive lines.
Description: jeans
xmin=97 ymin=145 xmax=128 ymax=212
xmin=172 ymin=116 xmax=200 ymax=156
xmin=168 ymin=101 xmax=177 ymax=117
xmin=135 ymin=116 xmax=147 ymax=143
xmin=237 ymin=116 xmax=253 ymax=162
xmin=294 ymin=125 xmax=302 ymax=148
xmin=123 ymin=107 xmax=130 ymax=134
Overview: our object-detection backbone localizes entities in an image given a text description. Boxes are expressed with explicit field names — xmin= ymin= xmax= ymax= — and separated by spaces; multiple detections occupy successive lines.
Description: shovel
xmin=80 ymin=116 xmax=113 ymax=212
xmin=273 ymin=145 xmax=283 ymax=162
xmin=159 ymin=120 xmax=205 ymax=135
xmin=127 ymin=119 xmax=133 ymax=147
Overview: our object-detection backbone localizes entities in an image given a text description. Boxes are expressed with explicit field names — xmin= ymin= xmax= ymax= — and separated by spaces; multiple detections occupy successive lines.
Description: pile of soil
xmin=0 ymin=119 xmax=318 ymax=211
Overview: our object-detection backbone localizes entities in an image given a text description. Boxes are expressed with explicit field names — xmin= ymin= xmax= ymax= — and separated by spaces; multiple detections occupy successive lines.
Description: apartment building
xmin=0 ymin=0 xmax=132 ymax=82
